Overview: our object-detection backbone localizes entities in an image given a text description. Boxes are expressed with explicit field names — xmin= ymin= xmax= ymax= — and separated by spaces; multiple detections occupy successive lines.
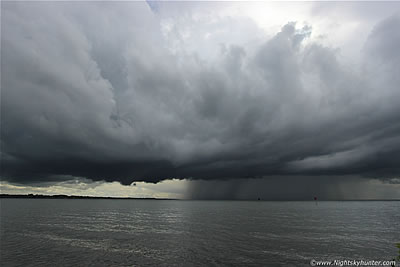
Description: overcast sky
xmin=1 ymin=1 xmax=400 ymax=199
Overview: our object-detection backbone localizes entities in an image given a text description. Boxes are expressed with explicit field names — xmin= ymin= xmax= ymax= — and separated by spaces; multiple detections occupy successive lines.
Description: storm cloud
xmin=1 ymin=1 xmax=400 ymax=186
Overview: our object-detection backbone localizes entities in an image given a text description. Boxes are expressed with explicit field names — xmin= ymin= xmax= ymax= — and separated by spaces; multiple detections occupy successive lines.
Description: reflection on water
xmin=1 ymin=199 xmax=399 ymax=266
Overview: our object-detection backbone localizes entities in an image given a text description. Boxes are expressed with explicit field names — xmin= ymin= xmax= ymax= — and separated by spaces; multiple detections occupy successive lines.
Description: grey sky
xmin=1 ymin=1 xmax=400 ymax=198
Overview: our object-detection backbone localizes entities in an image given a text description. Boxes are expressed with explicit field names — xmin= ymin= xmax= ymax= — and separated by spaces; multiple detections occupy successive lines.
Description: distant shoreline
xmin=0 ymin=194 xmax=399 ymax=201
xmin=0 ymin=194 xmax=176 ymax=200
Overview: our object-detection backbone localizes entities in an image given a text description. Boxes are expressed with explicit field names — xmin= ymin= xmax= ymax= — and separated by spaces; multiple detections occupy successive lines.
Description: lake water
xmin=0 ymin=199 xmax=399 ymax=266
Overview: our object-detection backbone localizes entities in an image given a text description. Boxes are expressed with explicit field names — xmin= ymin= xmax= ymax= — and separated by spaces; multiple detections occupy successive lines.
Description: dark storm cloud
xmin=1 ymin=2 xmax=400 ymax=185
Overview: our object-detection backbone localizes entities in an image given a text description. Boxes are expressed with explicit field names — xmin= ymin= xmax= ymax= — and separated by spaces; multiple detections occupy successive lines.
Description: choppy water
xmin=0 ymin=199 xmax=399 ymax=266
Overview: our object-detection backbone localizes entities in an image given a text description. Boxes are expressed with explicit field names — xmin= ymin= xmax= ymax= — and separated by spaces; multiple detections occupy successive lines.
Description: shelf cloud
xmin=1 ymin=1 xmax=400 ymax=189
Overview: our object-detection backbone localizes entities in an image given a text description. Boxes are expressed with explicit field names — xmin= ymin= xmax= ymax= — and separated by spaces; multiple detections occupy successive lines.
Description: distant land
xmin=0 ymin=194 xmax=176 ymax=200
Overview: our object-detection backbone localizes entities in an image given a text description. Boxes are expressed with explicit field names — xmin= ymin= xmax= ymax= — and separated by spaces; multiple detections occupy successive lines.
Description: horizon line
xmin=1 ymin=194 xmax=399 ymax=201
